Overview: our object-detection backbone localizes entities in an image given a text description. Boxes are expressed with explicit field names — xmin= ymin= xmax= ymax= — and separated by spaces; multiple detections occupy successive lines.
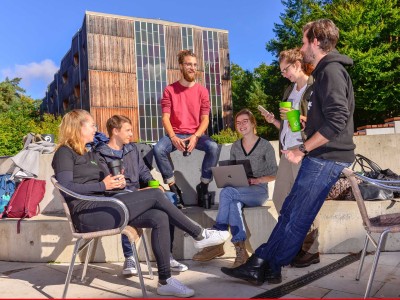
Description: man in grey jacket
xmin=221 ymin=19 xmax=355 ymax=285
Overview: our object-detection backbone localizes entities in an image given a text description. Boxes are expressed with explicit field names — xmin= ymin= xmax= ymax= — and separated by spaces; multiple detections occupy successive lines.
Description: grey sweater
xmin=230 ymin=138 xmax=277 ymax=178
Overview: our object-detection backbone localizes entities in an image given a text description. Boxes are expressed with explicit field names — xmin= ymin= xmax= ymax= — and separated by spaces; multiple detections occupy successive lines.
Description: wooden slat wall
xmin=193 ymin=29 xmax=204 ymax=72
xmin=86 ymin=14 xmax=135 ymax=38
xmin=219 ymin=47 xmax=233 ymax=128
xmin=165 ymin=26 xmax=182 ymax=70
xmin=90 ymin=107 xmax=139 ymax=140
xmin=87 ymin=33 xmax=136 ymax=73
xmin=89 ymin=70 xmax=137 ymax=108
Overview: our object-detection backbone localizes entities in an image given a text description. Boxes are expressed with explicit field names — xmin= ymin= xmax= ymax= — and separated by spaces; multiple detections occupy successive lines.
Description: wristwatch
xmin=299 ymin=144 xmax=309 ymax=155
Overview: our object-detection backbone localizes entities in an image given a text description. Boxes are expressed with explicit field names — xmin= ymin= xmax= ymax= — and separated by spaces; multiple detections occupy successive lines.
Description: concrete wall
xmin=0 ymin=134 xmax=400 ymax=262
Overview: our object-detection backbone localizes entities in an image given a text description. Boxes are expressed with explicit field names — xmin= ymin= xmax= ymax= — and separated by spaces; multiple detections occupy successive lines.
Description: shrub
xmin=211 ymin=128 xmax=240 ymax=144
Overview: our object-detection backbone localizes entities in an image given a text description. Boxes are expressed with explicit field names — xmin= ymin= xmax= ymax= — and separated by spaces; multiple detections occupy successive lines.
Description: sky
xmin=0 ymin=0 xmax=285 ymax=100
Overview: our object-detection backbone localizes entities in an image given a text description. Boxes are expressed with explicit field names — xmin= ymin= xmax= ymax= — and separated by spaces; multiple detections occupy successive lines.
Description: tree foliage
xmin=0 ymin=78 xmax=62 ymax=156
xmin=262 ymin=0 xmax=400 ymax=130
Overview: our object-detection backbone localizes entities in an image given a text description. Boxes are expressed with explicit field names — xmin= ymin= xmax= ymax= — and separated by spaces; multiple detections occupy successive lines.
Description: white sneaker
xmin=193 ymin=229 xmax=230 ymax=249
xmin=157 ymin=277 xmax=195 ymax=298
xmin=122 ymin=256 xmax=138 ymax=275
xmin=170 ymin=256 xmax=189 ymax=272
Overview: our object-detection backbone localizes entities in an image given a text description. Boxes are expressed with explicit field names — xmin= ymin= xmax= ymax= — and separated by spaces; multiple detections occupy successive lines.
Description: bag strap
xmin=352 ymin=154 xmax=382 ymax=174
xmin=17 ymin=179 xmax=37 ymax=234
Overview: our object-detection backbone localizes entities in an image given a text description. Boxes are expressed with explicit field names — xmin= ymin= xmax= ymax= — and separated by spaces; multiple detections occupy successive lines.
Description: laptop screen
xmin=218 ymin=159 xmax=253 ymax=178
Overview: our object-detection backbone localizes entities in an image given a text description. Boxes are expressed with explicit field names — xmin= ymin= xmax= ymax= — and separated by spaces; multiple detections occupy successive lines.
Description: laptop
xmin=212 ymin=164 xmax=249 ymax=188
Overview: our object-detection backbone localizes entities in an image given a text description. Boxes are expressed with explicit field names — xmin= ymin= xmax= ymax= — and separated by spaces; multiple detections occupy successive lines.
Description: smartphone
xmin=257 ymin=105 xmax=270 ymax=115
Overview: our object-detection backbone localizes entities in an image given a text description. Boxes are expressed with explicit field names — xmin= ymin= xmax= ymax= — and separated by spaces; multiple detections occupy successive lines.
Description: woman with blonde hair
xmin=261 ymin=48 xmax=317 ymax=268
xmin=193 ymin=108 xmax=277 ymax=268
xmin=52 ymin=109 xmax=229 ymax=298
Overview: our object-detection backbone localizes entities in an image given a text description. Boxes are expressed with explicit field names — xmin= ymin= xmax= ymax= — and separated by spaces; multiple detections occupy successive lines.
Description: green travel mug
xmin=148 ymin=180 xmax=160 ymax=188
xmin=279 ymin=101 xmax=292 ymax=120
xmin=286 ymin=110 xmax=301 ymax=132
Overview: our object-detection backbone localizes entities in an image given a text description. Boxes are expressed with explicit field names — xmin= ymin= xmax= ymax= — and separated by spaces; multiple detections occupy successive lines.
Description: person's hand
xmin=262 ymin=111 xmax=276 ymax=124
xmin=183 ymin=135 xmax=199 ymax=153
xmin=248 ymin=178 xmax=260 ymax=185
xmin=103 ymin=174 xmax=126 ymax=190
xmin=300 ymin=115 xmax=307 ymax=130
xmin=279 ymin=107 xmax=291 ymax=120
xmin=281 ymin=149 xmax=304 ymax=165
xmin=171 ymin=136 xmax=186 ymax=152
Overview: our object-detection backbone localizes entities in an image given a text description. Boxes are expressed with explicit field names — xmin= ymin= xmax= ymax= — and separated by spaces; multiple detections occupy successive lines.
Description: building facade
xmin=41 ymin=11 xmax=233 ymax=142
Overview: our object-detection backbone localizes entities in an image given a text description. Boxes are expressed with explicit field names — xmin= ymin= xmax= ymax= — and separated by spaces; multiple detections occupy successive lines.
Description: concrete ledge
xmin=1 ymin=199 xmax=400 ymax=263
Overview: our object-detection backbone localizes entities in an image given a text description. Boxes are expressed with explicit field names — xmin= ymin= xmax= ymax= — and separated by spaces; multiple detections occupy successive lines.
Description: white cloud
xmin=1 ymin=59 xmax=58 ymax=87
xmin=0 ymin=59 xmax=59 ymax=99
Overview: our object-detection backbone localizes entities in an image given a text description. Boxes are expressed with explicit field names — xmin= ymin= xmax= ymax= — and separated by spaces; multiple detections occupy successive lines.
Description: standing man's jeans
xmin=121 ymin=191 xmax=177 ymax=257
xmin=214 ymin=183 xmax=268 ymax=243
xmin=254 ymin=156 xmax=351 ymax=273
xmin=153 ymin=134 xmax=219 ymax=184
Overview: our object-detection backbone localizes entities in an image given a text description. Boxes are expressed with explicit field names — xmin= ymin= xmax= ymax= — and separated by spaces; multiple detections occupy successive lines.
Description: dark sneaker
xmin=291 ymin=250 xmax=320 ymax=268
xmin=169 ymin=183 xmax=185 ymax=209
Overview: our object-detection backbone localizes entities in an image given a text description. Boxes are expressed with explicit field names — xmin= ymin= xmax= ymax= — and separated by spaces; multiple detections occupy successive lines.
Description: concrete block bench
xmin=1 ymin=199 xmax=400 ymax=263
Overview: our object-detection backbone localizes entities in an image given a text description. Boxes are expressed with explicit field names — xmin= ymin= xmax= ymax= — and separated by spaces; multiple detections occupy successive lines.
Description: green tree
xmin=0 ymin=77 xmax=25 ymax=112
xmin=325 ymin=0 xmax=400 ymax=127
xmin=0 ymin=78 xmax=62 ymax=156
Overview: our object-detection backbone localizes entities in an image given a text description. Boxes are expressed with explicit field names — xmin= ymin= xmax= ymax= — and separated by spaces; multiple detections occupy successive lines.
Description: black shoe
xmin=264 ymin=266 xmax=282 ymax=284
xmin=290 ymin=250 xmax=320 ymax=268
xmin=169 ymin=183 xmax=185 ymax=209
xmin=221 ymin=255 xmax=267 ymax=286
xmin=196 ymin=182 xmax=211 ymax=208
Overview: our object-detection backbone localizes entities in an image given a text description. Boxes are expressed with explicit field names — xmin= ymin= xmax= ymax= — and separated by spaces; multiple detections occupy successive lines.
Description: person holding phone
xmin=259 ymin=48 xmax=319 ymax=268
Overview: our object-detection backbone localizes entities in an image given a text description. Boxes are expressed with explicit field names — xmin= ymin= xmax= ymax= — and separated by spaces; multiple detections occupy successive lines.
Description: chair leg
xmin=141 ymin=234 xmax=154 ymax=280
xmin=364 ymin=229 xmax=389 ymax=299
xmin=131 ymin=241 xmax=147 ymax=298
xmin=356 ymin=234 xmax=370 ymax=281
xmin=63 ymin=238 xmax=83 ymax=298
xmin=81 ymin=238 xmax=95 ymax=282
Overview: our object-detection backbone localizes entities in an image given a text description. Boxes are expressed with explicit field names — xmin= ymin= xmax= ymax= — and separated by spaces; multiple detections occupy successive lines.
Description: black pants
xmin=70 ymin=188 xmax=201 ymax=280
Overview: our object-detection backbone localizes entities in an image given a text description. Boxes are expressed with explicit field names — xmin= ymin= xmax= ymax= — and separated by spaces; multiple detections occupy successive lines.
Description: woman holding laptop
xmin=193 ymin=108 xmax=278 ymax=268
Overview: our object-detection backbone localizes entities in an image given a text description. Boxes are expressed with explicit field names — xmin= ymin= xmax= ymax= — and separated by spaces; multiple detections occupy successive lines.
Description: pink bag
xmin=4 ymin=178 xmax=46 ymax=233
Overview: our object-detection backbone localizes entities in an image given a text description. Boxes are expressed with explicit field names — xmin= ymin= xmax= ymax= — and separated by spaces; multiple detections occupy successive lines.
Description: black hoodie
xmin=305 ymin=50 xmax=356 ymax=163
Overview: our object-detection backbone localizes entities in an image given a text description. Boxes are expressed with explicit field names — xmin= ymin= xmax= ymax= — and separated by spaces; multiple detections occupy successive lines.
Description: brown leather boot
xmin=232 ymin=241 xmax=249 ymax=268
xmin=192 ymin=243 xmax=225 ymax=261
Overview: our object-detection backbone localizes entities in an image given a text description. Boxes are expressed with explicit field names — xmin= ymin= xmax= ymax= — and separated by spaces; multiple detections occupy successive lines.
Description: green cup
xmin=279 ymin=101 xmax=292 ymax=109
xmin=286 ymin=110 xmax=301 ymax=132
xmin=279 ymin=102 xmax=292 ymax=120
xmin=148 ymin=180 xmax=160 ymax=188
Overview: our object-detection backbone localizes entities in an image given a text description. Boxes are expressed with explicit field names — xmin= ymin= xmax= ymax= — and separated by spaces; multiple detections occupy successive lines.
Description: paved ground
xmin=0 ymin=252 xmax=399 ymax=298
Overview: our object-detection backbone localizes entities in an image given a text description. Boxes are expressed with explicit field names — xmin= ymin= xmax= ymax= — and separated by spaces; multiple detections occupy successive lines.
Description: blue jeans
xmin=122 ymin=191 xmax=177 ymax=258
xmin=254 ymin=156 xmax=351 ymax=272
xmin=214 ymin=184 xmax=268 ymax=243
xmin=153 ymin=134 xmax=219 ymax=184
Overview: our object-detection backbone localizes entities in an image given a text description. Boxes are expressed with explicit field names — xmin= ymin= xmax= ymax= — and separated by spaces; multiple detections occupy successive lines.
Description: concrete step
xmin=1 ymin=200 xmax=400 ymax=263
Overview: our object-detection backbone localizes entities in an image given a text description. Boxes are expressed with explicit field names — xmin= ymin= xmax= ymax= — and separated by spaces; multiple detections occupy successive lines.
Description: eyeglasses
xmin=236 ymin=119 xmax=249 ymax=126
xmin=182 ymin=62 xmax=198 ymax=69
xmin=280 ymin=63 xmax=293 ymax=75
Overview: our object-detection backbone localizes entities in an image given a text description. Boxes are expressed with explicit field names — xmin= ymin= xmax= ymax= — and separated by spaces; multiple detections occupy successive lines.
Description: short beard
xmin=183 ymin=70 xmax=196 ymax=82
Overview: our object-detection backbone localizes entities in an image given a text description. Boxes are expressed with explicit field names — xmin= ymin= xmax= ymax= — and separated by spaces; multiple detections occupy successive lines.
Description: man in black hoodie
xmin=221 ymin=19 xmax=355 ymax=285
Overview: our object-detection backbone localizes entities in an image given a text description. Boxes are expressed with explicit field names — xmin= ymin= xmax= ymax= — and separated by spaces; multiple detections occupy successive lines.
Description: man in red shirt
xmin=153 ymin=50 xmax=219 ymax=208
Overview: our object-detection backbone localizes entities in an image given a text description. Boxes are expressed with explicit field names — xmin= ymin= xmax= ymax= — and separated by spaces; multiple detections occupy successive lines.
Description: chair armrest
xmin=352 ymin=172 xmax=400 ymax=192
xmin=51 ymin=176 xmax=129 ymax=229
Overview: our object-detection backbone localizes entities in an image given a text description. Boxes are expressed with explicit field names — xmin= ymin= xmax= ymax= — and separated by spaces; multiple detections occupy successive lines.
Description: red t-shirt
xmin=161 ymin=81 xmax=210 ymax=134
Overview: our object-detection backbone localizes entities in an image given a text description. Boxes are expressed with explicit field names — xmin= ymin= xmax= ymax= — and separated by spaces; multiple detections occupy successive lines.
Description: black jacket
xmin=305 ymin=50 xmax=356 ymax=163
xmin=95 ymin=143 xmax=153 ymax=191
